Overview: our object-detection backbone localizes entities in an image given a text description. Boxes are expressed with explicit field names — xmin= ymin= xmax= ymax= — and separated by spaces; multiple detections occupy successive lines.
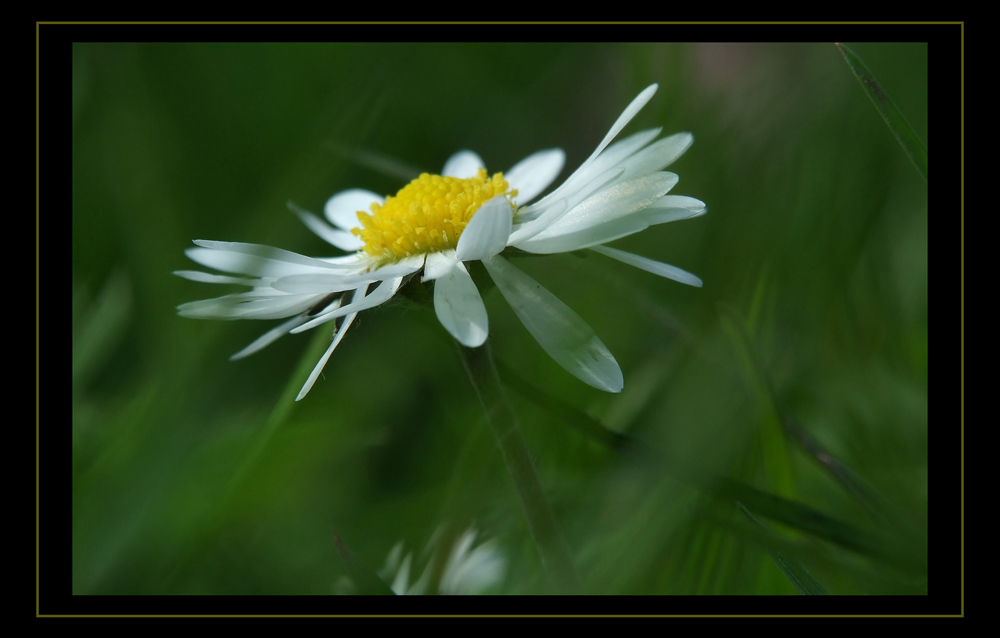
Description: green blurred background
xmin=71 ymin=42 xmax=928 ymax=596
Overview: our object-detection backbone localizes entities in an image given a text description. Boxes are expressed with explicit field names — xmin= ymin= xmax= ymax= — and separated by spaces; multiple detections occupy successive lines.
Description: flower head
xmin=378 ymin=526 xmax=507 ymax=595
xmin=176 ymin=84 xmax=705 ymax=400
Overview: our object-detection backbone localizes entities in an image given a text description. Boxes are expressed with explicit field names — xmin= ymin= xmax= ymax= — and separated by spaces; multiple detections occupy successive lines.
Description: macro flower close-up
xmin=176 ymin=84 xmax=705 ymax=400
xmin=68 ymin=41 xmax=944 ymax=605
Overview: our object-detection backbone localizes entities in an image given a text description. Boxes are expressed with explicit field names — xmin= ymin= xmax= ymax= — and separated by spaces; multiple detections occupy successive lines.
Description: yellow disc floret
xmin=353 ymin=169 xmax=516 ymax=264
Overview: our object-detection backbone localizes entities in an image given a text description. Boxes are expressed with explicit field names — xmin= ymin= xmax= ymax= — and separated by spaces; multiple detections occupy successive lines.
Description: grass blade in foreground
xmin=221 ymin=327 xmax=334 ymax=506
xmin=460 ymin=342 xmax=582 ymax=594
xmin=714 ymin=478 xmax=922 ymax=572
xmin=836 ymin=42 xmax=928 ymax=180
xmin=497 ymin=360 xmax=921 ymax=569
xmin=736 ymin=503 xmax=829 ymax=595
xmin=495 ymin=358 xmax=630 ymax=452
xmin=783 ymin=416 xmax=927 ymax=547
xmin=717 ymin=305 xmax=925 ymax=571
xmin=334 ymin=531 xmax=395 ymax=595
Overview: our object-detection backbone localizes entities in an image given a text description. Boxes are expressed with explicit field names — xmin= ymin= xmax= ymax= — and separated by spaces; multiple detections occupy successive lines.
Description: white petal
xmin=230 ymin=314 xmax=311 ymax=360
xmin=271 ymin=274 xmax=379 ymax=294
xmin=612 ymin=132 xmax=693 ymax=185
xmin=528 ymin=128 xmax=661 ymax=213
xmin=272 ymin=253 xmax=424 ymax=293
xmin=289 ymin=202 xmax=365 ymax=251
xmin=177 ymin=291 xmax=325 ymax=320
xmin=450 ymin=541 xmax=505 ymax=594
xmin=422 ymin=250 xmax=459 ymax=282
xmin=290 ymin=276 xmax=403 ymax=333
xmin=442 ymin=150 xmax=486 ymax=178
xmin=380 ymin=252 xmax=427 ymax=275
xmin=524 ymin=84 xmax=658 ymax=211
xmin=512 ymin=162 xmax=630 ymax=242
xmin=391 ymin=554 xmax=412 ymax=595
xmin=482 ymin=254 xmax=623 ymax=393
xmin=520 ymin=172 xmax=678 ymax=244
xmin=292 ymin=289 xmax=353 ymax=327
xmin=324 ymin=189 xmax=384 ymax=231
xmin=507 ymin=197 xmax=568 ymax=244
xmin=647 ymin=195 xmax=706 ymax=218
xmin=589 ymin=84 xmax=659 ymax=163
xmin=295 ymin=303 xmax=362 ymax=401
xmin=173 ymin=270 xmax=263 ymax=286
xmin=319 ymin=253 xmax=372 ymax=266
xmin=433 ymin=260 xmax=488 ymax=347
xmin=187 ymin=241 xmax=358 ymax=277
xmin=456 ymin=196 xmax=513 ymax=261
xmin=381 ymin=541 xmax=405 ymax=576
xmin=526 ymin=195 xmax=705 ymax=253
xmin=440 ymin=529 xmax=477 ymax=594
xmin=590 ymin=245 xmax=703 ymax=287
xmin=514 ymin=215 xmax=651 ymax=254
xmin=585 ymin=127 xmax=663 ymax=173
xmin=184 ymin=247 xmax=308 ymax=279
xmin=405 ymin=560 xmax=433 ymax=595
xmin=505 ymin=149 xmax=565 ymax=205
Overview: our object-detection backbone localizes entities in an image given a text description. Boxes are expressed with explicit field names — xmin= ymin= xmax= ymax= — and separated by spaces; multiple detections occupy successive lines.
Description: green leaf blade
xmin=737 ymin=502 xmax=829 ymax=595
xmin=333 ymin=531 xmax=396 ymax=595
xmin=836 ymin=42 xmax=928 ymax=180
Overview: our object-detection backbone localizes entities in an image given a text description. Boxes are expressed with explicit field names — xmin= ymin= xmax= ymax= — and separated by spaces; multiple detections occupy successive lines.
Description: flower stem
xmin=459 ymin=342 xmax=582 ymax=594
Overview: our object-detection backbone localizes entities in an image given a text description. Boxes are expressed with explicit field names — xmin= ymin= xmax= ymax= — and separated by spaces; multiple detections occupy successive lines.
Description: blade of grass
xmin=72 ymin=269 xmax=133 ymax=393
xmin=736 ymin=502 xmax=829 ymax=595
xmin=495 ymin=358 xmax=630 ymax=452
xmin=459 ymin=342 xmax=582 ymax=594
xmin=720 ymin=303 xmax=925 ymax=562
xmin=499 ymin=363 xmax=918 ymax=570
xmin=711 ymin=477 xmax=923 ymax=573
xmin=836 ymin=43 xmax=928 ymax=180
xmin=700 ymin=502 xmax=925 ymax=594
xmin=220 ymin=325 xmax=335 ymax=506
xmin=719 ymin=304 xmax=795 ymax=499
xmin=333 ymin=530 xmax=395 ymax=595
xmin=783 ymin=415 xmax=926 ymax=544
xmin=496 ymin=356 xmax=922 ymax=569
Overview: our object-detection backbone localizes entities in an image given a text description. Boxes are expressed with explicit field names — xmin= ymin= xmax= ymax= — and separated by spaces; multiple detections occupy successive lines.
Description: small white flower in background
xmin=379 ymin=527 xmax=507 ymax=595
xmin=176 ymin=84 xmax=706 ymax=400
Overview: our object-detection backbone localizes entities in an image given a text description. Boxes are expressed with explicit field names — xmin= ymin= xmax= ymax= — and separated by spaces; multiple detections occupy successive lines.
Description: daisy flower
xmin=378 ymin=526 xmax=507 ymax=595
xmin=176 ymin=83 xmax=705 ymax=400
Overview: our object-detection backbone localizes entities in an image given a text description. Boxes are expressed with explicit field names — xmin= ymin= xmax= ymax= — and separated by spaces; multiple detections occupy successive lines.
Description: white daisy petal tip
xmin=591 ymin=84 xmax=660 ymax=157
xmin=324 ymin=189 xmax=384 ymax=231
xmin=288 ymin=201 xmax=366 ymax=252
xmin=505 ymin=148 xmax=566 ymax=205
xmin=294 ymin=310 xmax=360 ymax=401
xmin=590 ymin=245 xmax=703 ymax=288
xmin=229 ymin=315 xmax=311 ymax=361
xmin=666 ymin=195 xmax=706 ymax=214
xmin=672 ymin=131 xmax=694 ymax=148
xmin=442 ymin=150 xmax=486 ymax=179
xmin=433 ymin=261 xmax=489 ymax=348
xmin=482 ymin=254 xmax=624 ymax=393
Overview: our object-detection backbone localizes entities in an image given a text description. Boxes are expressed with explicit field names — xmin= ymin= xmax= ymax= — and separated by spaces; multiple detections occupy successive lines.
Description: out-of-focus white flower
xmin=379 ymin=527 xmax=506 ymax=595
xmin=177 ymin=84 xmax=705 ymax=400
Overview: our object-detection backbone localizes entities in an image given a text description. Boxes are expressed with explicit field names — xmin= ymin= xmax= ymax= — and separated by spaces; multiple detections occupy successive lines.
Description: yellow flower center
xmin=352 ymin=169 xmax=516 ymax=264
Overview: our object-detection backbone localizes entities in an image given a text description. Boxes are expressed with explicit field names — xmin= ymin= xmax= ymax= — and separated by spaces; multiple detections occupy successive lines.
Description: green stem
xmin=459 ymin=342 xmax=582 ymax=594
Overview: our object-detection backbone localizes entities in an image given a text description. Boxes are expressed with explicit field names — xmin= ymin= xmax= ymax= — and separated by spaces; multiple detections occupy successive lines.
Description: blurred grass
xmin=71 ymin=42 xmax=928 ymax=595
xmin=836 ymin=43 xmax=928 ymax=180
